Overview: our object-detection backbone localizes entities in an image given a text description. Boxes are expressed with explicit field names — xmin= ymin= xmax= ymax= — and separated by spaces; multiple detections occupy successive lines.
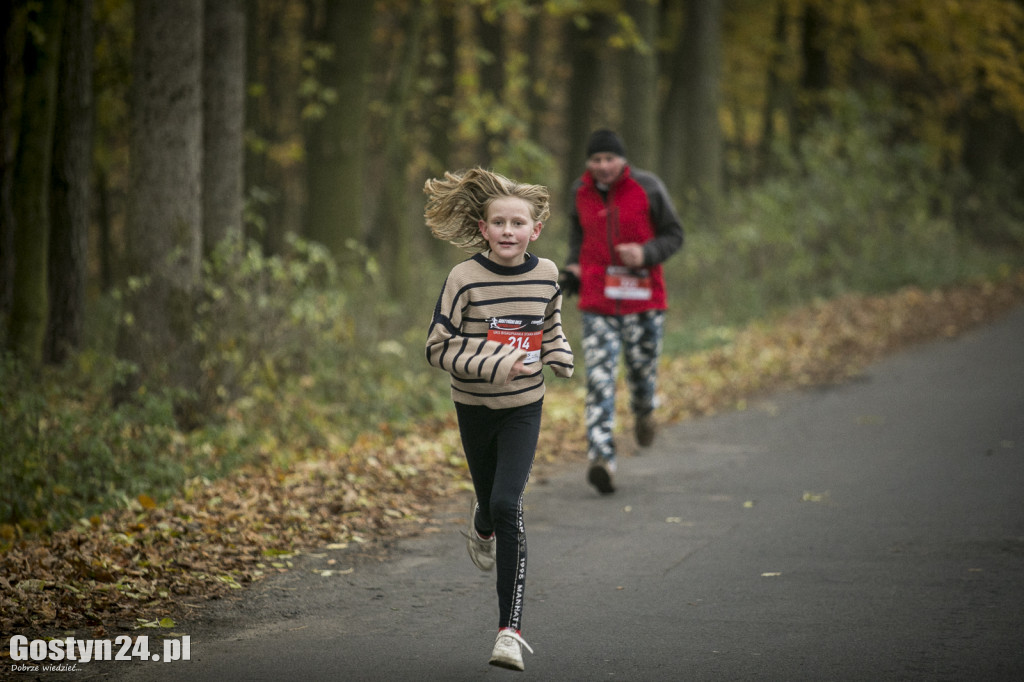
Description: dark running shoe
xmin=635 ymin=410 xmax=657 ymax=447
xmin=587 ymin=460 xmax=615 ymax=494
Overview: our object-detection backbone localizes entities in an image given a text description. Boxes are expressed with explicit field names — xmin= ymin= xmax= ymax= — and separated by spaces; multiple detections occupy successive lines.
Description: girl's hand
xmin=506 ymin=360 xmax=530 ymax=384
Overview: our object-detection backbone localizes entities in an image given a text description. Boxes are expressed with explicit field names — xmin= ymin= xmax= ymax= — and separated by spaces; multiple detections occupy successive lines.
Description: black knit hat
xmin=586 ymin=129 xmax=626 ymax=158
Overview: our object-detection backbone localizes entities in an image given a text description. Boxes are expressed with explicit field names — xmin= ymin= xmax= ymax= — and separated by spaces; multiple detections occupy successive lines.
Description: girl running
xmin=424 ymin=168 xmax=574 ymax=670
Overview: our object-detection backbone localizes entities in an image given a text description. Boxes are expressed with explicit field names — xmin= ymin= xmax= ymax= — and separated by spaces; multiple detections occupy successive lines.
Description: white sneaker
xmin=460 ymin=498 xmax=494 ymax=571
xmin=489 ymin=629 xmax=534 ymax=671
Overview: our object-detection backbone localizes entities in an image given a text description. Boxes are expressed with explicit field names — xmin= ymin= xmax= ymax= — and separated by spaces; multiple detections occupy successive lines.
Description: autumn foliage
xmin=2 ymin=272 xmax=1022 ymax=643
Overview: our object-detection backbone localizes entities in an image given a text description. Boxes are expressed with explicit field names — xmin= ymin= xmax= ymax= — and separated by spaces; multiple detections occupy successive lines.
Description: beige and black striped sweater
xmin=426 ymin=253 xmax=574 ymax=408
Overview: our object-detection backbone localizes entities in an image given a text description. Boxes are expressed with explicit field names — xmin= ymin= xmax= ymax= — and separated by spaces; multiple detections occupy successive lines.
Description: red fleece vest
xmin=574 ymin=168 xmax=668 ymax=315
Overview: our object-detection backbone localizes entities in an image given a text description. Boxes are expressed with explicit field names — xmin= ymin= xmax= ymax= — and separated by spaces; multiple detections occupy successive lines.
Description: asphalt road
xmin=89 ymin=305 xmax=1023 ymax=681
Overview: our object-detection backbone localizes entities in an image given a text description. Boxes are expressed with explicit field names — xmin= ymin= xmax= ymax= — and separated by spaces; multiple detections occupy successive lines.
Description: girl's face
xmin=478 ymin=196 xmax=542 ymax=267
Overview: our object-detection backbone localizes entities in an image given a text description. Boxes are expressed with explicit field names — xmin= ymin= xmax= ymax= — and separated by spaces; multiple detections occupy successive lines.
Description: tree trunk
xmin=622 ymin=0 xmax=659 ymax=171
xmin=758 ymin=0 xmax=790 ymax=177
xmin=117 ymin=0 xmax=203 ymax=414
xmin=95 ymin=168 xmax=114 ymax=292
xmin=243 ymin=0 xmax=265 ymax=244
xmin=497 ymin=8 xmax=532 ymax=178
xmin=680 ymin=0 xmax=723 ymax=224
xmin=423 ymin=4 xmax=455 ymax=260
xmin=659 ymin=0 xmax=685 ymax=196
xmin=8 ymin=1 xmax=64 ymax=367
xmin=478 ymin=7 xmax=504 ymax=168
xmin=563 ymin=13 xmax=615 ymax=197
xmin=374 ymin=2 xmax=428 ymax=299
xmin=426 ymin=3 xmax=455 ymax=171
xmin=795 ymin=2 xmax=830 ymax=137
xmin=529 ymin=10 xmax=569 ymax=185
xmin=957 ymin=81 xmax=1024 ymax=246
xmin=244 ymin=0 xmax=306 ymax=256
xmin=46 ymin=0 xmax=93 ymax=365
xmin=450 ymin=4 xmax=484 ymax=170
xmin=305 ymin=0 xmax=373 ymax=256
xmin=203 ymin=0 xmax=246 ymax=255
xmin=1 ymin=1 xmax=28 ymax=342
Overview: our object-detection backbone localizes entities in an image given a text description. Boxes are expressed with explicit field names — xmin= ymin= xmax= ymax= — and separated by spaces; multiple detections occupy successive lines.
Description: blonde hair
xmin=423 ymin=168 xmax=550 ymax=252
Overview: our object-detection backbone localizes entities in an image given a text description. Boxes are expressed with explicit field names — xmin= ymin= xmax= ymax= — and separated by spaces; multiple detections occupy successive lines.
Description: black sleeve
xmin=565 ymin=180 xmax=584 ymax=267
xmin=634 ymin=170 xmax=684 ymax=266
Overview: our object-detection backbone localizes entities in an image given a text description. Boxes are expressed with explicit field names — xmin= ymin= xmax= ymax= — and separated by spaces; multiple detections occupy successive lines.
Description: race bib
xmin=487 ymin=316 xmax=543 ymax=364
xmin=604 ymin=266 xmax=652 ymax=300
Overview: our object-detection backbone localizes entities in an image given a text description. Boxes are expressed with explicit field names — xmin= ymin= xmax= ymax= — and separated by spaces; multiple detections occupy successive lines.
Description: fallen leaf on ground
xmin=2 ymin=273 xmax=1022 ymax=640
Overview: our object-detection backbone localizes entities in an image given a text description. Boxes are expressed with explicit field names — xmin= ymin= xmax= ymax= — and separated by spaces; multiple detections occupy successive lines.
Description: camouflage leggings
xmin=582 ymin=310 xmax=665 ymax=467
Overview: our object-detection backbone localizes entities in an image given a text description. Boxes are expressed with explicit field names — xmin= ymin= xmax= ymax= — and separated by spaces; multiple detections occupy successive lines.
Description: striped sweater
xmin=426 ymin=252 xmax=574 ymax=408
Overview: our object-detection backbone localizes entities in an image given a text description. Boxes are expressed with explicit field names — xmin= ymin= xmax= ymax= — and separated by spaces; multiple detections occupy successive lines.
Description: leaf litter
xmin=1 ymin=273 xmax=1022 ymax=645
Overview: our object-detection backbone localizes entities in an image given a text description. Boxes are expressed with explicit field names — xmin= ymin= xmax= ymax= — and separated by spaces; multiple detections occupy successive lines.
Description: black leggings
xmin=455 ymin=398 xmax=542 ymax=632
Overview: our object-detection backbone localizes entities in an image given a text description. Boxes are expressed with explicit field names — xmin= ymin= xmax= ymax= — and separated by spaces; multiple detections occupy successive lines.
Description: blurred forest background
xmin=2 ymin=0 xmax=1023 ymax=534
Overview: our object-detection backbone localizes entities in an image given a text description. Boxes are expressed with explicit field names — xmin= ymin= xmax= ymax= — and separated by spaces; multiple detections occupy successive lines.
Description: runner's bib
xmin=604 ymin=266 xmax=653 ymax=300
xmin=487 ymin=316 xmax=543 ymax=364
